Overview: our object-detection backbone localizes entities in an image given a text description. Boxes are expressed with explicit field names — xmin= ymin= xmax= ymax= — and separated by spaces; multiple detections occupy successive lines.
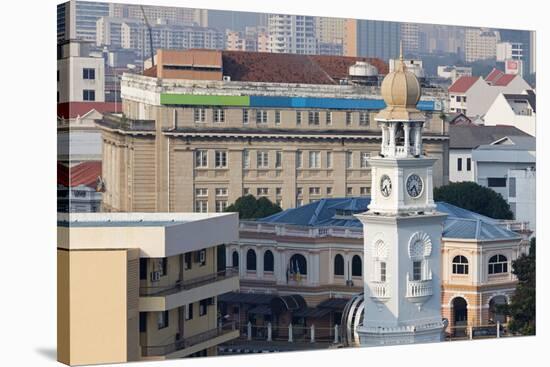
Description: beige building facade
xmin=57 ymin=212 xmax=240 ymax=365
xmin=98 ymin=50 xmax=449 ymax=214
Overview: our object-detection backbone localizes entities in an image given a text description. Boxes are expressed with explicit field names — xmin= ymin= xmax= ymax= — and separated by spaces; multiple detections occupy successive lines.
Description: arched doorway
xmin=489 ymin=295 xmax=507 ymax=324
xmin=452 ymin=297 xmax=468 ymax=336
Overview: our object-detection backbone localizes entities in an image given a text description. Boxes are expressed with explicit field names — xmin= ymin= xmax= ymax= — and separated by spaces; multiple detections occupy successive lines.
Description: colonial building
xmin=97 ymin=49 xmax=449 ymax=214
xmin=57 ymin=212 xmax=240 ymax=365
xmin=225 ymin=198 xmax=526 ymax=342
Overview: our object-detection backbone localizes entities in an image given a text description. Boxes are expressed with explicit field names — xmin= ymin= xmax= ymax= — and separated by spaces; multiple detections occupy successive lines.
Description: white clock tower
xmin=355 ymin=48 xmax=447 ymax=346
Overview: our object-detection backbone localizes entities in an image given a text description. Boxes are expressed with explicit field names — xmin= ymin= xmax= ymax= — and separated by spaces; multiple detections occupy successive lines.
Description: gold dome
xmin=380 ymin=61 xmax=421 ymax=108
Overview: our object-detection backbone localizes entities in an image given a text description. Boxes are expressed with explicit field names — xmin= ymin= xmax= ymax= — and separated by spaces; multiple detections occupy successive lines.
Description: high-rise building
xmin=356 ymin=20 xmax=401 ymax=61
xmin=418 ymin=24 xmax=464 ymax=55
xmin=57 ymin=1 xmax=112 ymax=43
xmin=316 ymin=17 xmax=346 ymax=44
xmin=401 ymin=23 xmax=420 ymax=56
xmin=111 ymin=3 xmax=206 ymax=26
xmin=498 ymin=29 xmax=534 ymax=76
xmin=343 ymin=19 xmax=358 ymax=57
xmin=267 ymin=14 xmax=317 ymax=54
xmin=464 ymin=28 xmax=500 ymax=63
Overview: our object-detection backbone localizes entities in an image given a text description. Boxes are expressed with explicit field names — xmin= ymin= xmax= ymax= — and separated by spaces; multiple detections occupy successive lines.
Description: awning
xmin=317 ymin=298 xmax=350 ymax=310
xmin=248 ymin=304 xmax=273 ymax=315
xmin=270 ymin=295 xmax=308 ymax=314
xmin=218 ymin=291 xmax=275 ymax=305
xmin=293 ymin=307 xmax=332 ymax=318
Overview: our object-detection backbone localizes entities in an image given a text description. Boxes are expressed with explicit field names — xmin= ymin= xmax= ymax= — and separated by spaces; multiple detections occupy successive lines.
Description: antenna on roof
xmin=140 ymin=5 xmax=155 ymax=67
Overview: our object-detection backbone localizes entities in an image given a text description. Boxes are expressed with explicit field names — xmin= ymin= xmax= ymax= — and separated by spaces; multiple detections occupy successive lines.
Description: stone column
xmin=388 ymin=122 xmax=396 ymax=156
xmin=257 ymin=247 xmax=264 ymax=280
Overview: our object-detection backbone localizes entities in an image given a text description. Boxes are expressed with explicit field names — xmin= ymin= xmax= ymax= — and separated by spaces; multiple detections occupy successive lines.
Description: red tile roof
xmin=448 ymin=76 xmax=480 ymax=93
xmin=58 ymin=161 xmax=102 ymax=188
xmin=57 ymin=102 xmax=121 ymax=119
xmin=486 ymin=68 xmax=504 ymax=83
xmin=143 ymin=50 xmax=388 ymax=84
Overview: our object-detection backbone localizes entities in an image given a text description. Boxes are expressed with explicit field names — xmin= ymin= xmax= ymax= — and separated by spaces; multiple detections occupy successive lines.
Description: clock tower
xmin=355 ymin=47 xmax=447 ymax=346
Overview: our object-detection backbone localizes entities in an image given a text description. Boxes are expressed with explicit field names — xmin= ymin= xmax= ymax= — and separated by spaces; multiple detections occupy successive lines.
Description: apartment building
xmin=267 ymin=14 xmax=317 ymax=54
xmin=401 ymin=23 xmax=420 ymax=56
xmin=464 ymin=28 xmax=500 ymax=63
xmin=97 ymin=49 xmax=449 ymax=214
xmin=223 ymin=198 xmax=527 ymax=335
xmin=484 ymin=90 xmax=536 ymax=136
xmin=57 ymin=1 xmax=112 ymax=43
xmin=57 ymin=212 xmax=240 ymax=365
xmin=356 ymin=20 xmax=401 ymax=61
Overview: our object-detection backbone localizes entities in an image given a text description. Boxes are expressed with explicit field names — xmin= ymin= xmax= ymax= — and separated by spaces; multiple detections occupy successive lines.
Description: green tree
xmin=498 ymin=237 xmax=536 ymax=335
xmin=434 ymin=182 xmax=513 ymax=219
xmin=225 ymin=195 xmax=282 ymax=219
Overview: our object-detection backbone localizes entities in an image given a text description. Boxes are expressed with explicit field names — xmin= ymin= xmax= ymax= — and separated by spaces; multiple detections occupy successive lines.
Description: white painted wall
xmin=449 ymin=149 xmax=475 ymax=182
xmin=508 ymin=168 xmax=536 ymax=233
xmin=484 ymin=93 xmax=536 ymax=136
xmin=57 ymin=56 xmax=105 ymax=103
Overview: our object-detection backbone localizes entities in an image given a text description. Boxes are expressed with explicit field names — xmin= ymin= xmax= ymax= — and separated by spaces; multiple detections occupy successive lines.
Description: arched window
xmin=232 ymin=251 xmax=239 ymax=268
xmin=264 ymin=250 xmax=274 ymax=272
xmin=352 ymin=255 xmax=362 ymax=277
xmin=488 ymin=254 xmax=508 ymax=274
xmin=334 ymin=254 xmax=345 ymax=276
xmin=246 ymin=249 xmax=257 ymax=271
xmin=289 ymin=254 xmax=307 ymax=275
xmin=452 ymin=255 xmax=469 ymax=274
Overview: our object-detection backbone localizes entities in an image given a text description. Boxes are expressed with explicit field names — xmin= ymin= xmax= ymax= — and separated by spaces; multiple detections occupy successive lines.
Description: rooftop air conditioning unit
xmin=223 ymin=75 xmax=231 ymax=81
xmin=150 ymin=271 xmax=161 ymax=282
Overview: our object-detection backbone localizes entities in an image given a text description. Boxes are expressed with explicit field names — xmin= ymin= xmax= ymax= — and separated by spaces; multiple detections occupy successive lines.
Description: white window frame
xmin=194 ymin=108 xmax=206 ymax=123
xmin=359 ymin=111 xmax=369 ymax=126
xmin=195 ymin=150 xmax=208 ymax=168
xmin=242 ymin=109 xmax=249 ymax=124
xmin=215 ymin=150 xmax=227 ymax=168
xmin=215 ymin=188 xmax=228 ymax=197
xmin=308 ymin=151 xmax=320 ymax=168
xmin=195 ymin=200 xmax=208 ymax=213
xmin=346 ymin=151 xmax=353 ymax=168
xmin=213 ymin=108 xmax=225 ymax=123
xmin=215 ymin=200 xmax=227 ymax=213
xmin=195 ymin=188 xmax=208 ymax=197
xmin=275 ymin=110 xmax=281 ymax=125
xmin=360 ymin=152 xmax=370 ymax=168
xmin=296 ymin=151 xmax=303 ymax=168
xmin=327 ymin=151 xmax=333 ymax=168
xmin=326 ymin=111 xmax=332 ymax=125
xmin=308 ymin=111 xmax=320 ymax=125
xmin=243 ymin=150 xmax=250 ymax=169
xmin=257 ymin=150 xmax=269 ymax=168
xmin=256 ymin=110 xmax=268 ymax=124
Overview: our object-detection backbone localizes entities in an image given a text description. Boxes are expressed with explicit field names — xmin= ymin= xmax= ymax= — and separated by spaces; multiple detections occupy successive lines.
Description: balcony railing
xmin=140 ymin=267 xmax=238 ymax=297
xmin=370 ymin=281 xmax=390 ymax=299
xmin=406 ymin=279 xmax=433 ymax=298
xmin=239 ymin=222 xmax=363 ymax=239
xmin=141 ymin=322 xmax=237 ymax=357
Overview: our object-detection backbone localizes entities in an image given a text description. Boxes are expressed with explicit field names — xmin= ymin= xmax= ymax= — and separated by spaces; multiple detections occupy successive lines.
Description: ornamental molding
xmin=408 ymin=232 xmax=432 ymax=259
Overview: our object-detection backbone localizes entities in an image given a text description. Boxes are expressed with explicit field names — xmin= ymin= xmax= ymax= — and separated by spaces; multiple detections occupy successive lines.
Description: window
xmin=509 ymin=177 xmax=516 ymax=198
xmin=327 ymin=152 xmax=333 ymax=168
xmin=380 ymin=262 xmax=387 ymax=282
xmin=275 ymin=110 xmax=281 ymax=125
xmin=346 ymin=151 xmax=353 ymax=168
xmin=276 ymin=187 xmax=282 ymax=196
xmin=326 ymin=111 xmax=332 ymax=125
xmin=347 ymin=187 xmax=353 ymax=196
xmin=242 ymin=109 xmax=249 ymax=124
xmin=140 ymin=258 xmax=147 ymax=280
xmin=452 ymin=255 xmax=469 ymax=274
xmin=487 ymin=177 xmax=507 ymax=188
xmin=296 ymin=198 xmax=303 ymax=206
xmin=194 ymin=108 xmax=206 ymax=123
xmin=488 ymin=254 xmax=508 ymax=274
xmin=246 ymin=249 xmax=257 ymax=271
xmin=215 ymin=200 xmax=227 ymax=212
xmin=215 ymin=188 xmax=228 ymax=197
xmin=243 ymin=150 xmax=250 ymax=169
xmin=83 ymin=89 xmax=95 ymax=101
xmin=359 ymin=111 xmax=369 ymax=126
xmin=352 ymin=255 xmax=362 ymax=277
xmin=466 ymin=158 xmax=471 ymax=171
xmin=276 ymin=198 xmax=282 ymax=207
xmin=334 ymin=254 xmax=344 ymax=276
xmin=360 ymin=187 xmax=369 ymax=196
xmin=309 ymin=151 xmax=320 ymax=168
xmin=195 ymin=188 xmax=208 ymax=197
xmin=296 ymin=151 xmax=302 ymax=168
xmin=296 ymin=187 xmax=303 ymax=196
xmin=413 ymin=261 xmax=422 ymax=281
xmin=360 ymin=152 xmax=369 ymax=168
xmin=232 ymin=251 xmax=239 ymax=268
xmin=195 ymin=250 xmax=206 ymax=266
xmin=257 ymin=151 xmax=269 ymax=168
xmin=257 ymin=187 xmax=268 ymax=196
xmin=184 ymin=252 xmax=192 ymax=270
xmin=457 ymin=158 xmax=462 ymax=171
xmin=82 ymin=68 xmax=95 ymax=80
xmin=276 ymin=151 xmax=282 ymax=168
xmin=139 ymin=312 xmax=147 ymax=332
xmin=199 ymin=299 xmax=208 ymax=316
xmin=309 ymin=187 xmax=320 ymax=195
xmin=195 ymin=200 xmax=208 ymax=213
xmin=186 ymin=303 xmax=194 ymax=320
xmin=256 ymin=110 xmax=268 ymax=124
xmin=296 ymin=111 xmax=302 ymax=125
xmin=195 ymin=150 xmax=208 ymax=168
xmin=215 ymin=151 xmax=227 ymax=168
xmin=213 ymin=108 xmax=225 ymax=123
xmin=243 ymin=188 xmax=250 ymax=195
xmin=346 ymin=111 xmax=353 ymax=125
xmin=264 ymin=250 xmax=274 ymax=272
xmin=289 ymin=254 xmax=307 ymax=275
xmin=326 ymin=187 xmax=333 ymax=195
xmin=157 ymin=310 xmax=169 ymax=329
xmin=308 ymin=111 xmax=320 ymax=125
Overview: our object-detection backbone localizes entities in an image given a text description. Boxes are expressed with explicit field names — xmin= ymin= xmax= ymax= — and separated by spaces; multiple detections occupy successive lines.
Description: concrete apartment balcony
xmin=141 ymin=322 xmax=239 ymax=359
xmin=139 ymin=268 xmax=239 ymax=312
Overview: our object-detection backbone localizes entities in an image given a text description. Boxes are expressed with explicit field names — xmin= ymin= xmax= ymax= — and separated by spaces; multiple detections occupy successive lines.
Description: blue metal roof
xmin=261 ymin=198 xmax=520 ymax=241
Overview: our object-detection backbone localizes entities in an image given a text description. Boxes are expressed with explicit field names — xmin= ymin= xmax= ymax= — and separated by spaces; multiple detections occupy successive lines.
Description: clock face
xmin=406 ymin=174 xmax=424 ymax=198
xmin=380 ymin=175 xmax=392 ymax=197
